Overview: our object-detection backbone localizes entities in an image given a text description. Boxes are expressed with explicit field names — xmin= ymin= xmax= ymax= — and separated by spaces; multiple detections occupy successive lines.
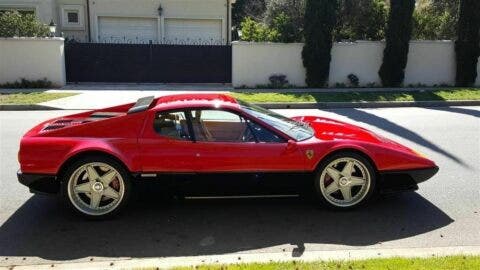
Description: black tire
xmin=314 ymin=151 xmax=376 ymax=210
xmin=60 ymin=155 xmax=132 ymax=219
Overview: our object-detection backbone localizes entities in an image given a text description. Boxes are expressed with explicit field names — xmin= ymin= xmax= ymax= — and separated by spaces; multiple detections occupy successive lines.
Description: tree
xmin=302 ymin=0 xmax=338 ymax=87
xmin=334 ymin=0 xmax=388 ymax=41
xmin=413 ymin=0 xmax=459 ymax=40
xmin=264 ymin=0 xmax=305 ymax=42
xmin=455 ymin=0 xmax=480 ymax=86
xmin=0 ymin=11 xmax=49 ymax=37
xmin=232 ymin=0 xmax=267 ymax=29
xmin=378 ymin=0 xmax=415 ymax=87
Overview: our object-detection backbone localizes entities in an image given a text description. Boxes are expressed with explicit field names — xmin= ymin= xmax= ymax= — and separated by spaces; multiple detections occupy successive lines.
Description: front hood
xmin=293 ymin=116 xmax=382 ymax=143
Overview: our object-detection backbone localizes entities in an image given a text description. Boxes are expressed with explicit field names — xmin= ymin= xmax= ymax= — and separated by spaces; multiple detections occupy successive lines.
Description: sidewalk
xmin=1 ymin=84 xmax=479 ymax=110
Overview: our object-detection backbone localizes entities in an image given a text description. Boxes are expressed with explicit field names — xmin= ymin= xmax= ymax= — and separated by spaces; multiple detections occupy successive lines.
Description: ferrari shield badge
xmin=306 ymin=150 xmax=314 ymax=160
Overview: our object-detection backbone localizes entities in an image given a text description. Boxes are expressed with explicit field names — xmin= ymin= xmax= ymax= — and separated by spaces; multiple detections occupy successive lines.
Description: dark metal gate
xmin=65 ymin=43 xmax=232 ymax=83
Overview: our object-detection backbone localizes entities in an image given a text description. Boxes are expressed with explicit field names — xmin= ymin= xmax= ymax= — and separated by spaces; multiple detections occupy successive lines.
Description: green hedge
xmin=378 ymin=0 xmax=415 ymax=87
xmin=302 ymin=0 xmax=337 ymax=87
xmin=455 ymin=0 xmax=480 ymax=86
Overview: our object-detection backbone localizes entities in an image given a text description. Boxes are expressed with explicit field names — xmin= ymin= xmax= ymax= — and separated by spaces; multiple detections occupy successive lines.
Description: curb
xmin=258 ymin=100 xmax=480 ymax=109
xmin=4 ymin=245 xmax=480 ymax=270
xmin=1 ymin=100 xmax=479 ymax=111
xmin=0 ymin=104 xmax=61 ymax=111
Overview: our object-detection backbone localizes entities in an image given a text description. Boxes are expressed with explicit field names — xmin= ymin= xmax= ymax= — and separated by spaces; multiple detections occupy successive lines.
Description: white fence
xmin=232 ymin=41 xmax=480 ymax=87
xmin=0 ymin=38 xmax=66 ymax=87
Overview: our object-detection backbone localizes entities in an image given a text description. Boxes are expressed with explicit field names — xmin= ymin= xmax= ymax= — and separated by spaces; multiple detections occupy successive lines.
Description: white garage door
xmin=165 ymin=18 xmax=222 ymax=45
xmin=98 ymin=17 xmax=158 ymax=43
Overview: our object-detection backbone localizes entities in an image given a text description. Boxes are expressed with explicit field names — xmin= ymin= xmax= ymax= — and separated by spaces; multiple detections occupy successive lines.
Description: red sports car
xmin=18 ymin=94 xmax=438 ymax=218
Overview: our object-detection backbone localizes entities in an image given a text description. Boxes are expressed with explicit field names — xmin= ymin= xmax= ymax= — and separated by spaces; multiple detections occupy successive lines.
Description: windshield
xmin=238 ymin=100 xmax=314 ymax=141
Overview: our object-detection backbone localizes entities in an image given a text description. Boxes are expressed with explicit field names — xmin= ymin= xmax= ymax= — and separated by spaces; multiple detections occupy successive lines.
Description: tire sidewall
xmin=314 ymin=151 xmax=376 ymax=210
xmin=60 ymin=155 xmax=132 ymax=219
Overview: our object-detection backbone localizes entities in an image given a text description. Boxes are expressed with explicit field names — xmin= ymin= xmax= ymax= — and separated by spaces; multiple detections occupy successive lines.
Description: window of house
xmin=154 ymin=111 xmax=191 ymax=141
xmin=67 ymin=11 xmax=79 ymax=24
xmin=61 ymin=5 xmax=84 ymax=29
xmin=0 ymin=8 xmax=35 ymax=16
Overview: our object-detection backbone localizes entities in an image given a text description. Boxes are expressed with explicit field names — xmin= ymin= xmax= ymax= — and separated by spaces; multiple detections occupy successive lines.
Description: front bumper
xmin=378 ymin=166 xmax=439 ymax=194
xmin=17 ymin=170 xmax=59 ymax=195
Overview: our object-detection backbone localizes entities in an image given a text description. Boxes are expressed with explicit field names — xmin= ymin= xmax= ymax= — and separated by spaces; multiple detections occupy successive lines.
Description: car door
xmin=187 ymin=109 xmax=306 ymax=173
xmin=139 ymin=110 xmax=197 ymax=173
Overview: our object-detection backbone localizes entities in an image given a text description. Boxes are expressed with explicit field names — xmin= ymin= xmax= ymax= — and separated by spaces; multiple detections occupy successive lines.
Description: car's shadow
xmin=0 ymin=188 xmax=453 ymax=261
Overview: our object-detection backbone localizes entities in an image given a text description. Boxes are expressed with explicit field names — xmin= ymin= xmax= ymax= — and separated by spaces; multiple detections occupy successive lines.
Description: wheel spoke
xmin=86 ymin=165 xmax=100 ymax=182
xmin=90 ymin=192 xmax=102 ymax=209
xmin=326 ymin=167 xmax=341 ymax=181
xmin=350 ymin=176 xmax=366 ymax=186
xmin=100 ymin=170 xmax=117 ymax=186
xmin=340 ymin=186 xmax=352 ymax=201
xmin=325 ymin=182 xmax=339 ymax=195
xmin=74 ymin=183 xmax=91 ymax=194
xmin=341 ymin=161 xmax=355 ymax=177
xmin=103 ymin=187 xmax=120 ymax=200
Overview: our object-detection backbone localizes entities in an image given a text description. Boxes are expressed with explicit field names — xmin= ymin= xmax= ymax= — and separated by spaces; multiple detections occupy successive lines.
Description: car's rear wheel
xmin=61 ymin=156 xmax=131 ymax=219
xmin=315 ymin=152 xmax=376 ymax=209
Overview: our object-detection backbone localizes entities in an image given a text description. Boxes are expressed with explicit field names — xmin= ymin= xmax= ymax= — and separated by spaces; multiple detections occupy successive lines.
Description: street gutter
xmin=1 ymin=100 xmax=480 ymax=111
xmin=3 ymin=245 xmax=480 ymax=270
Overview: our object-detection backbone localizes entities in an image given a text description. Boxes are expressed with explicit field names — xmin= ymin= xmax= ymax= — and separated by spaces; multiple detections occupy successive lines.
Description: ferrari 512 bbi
xmin=17 ymin=94 xmax=438 ymax=218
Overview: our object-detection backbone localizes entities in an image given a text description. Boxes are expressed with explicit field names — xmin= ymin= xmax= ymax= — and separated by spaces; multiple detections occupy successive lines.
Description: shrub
xmin=347 ymin=74 xmax=360 ymax=87
xmin=0 ymin=78 xmax=53 ymax=89
xmin=455 ymin=0 xmax=480 ymax=86
xmin=302 ymin=0 xmax=338 ymax=87
xmin=240 ymin=17 xmax=279 ymax=42
xmin=0 ymin=11 xmax=49 ymax=37
xmin=268 ymin=74 xmax=289 ymax=88
xmin=378 ymin=0 xmax=416 ymax=87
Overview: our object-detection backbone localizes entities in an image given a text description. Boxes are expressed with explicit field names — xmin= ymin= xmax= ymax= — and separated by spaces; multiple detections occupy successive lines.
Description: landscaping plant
xmin=302 ymin=0 xmax=338 ymax=87
xmin=455 ymin=0 xmax=480 ymax=86
xmin=378 ymin=0 xmax=416 ymax=87
xmin=0 ymin=11 xmax=49 ymax=37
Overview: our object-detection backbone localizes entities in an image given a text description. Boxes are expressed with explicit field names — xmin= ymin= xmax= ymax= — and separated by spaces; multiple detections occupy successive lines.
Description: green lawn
xmin=0 ymin=92 xmax=77 ymax=104
xmin=231 ymin=88 xmax=480 ymax=103
xmin=171 ymin=256 xmax=480 ymax=270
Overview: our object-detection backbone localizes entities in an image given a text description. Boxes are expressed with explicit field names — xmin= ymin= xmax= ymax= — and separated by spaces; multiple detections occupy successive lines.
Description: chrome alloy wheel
xmin=67 ymin=162 xmax=125 ymax=216
xmin=319 ymin=157 xmax=371 ymax=207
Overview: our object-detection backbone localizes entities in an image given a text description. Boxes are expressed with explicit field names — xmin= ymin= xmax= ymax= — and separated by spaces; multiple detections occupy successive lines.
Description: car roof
xmin=153 ymin=93 xmax=240 ymax=111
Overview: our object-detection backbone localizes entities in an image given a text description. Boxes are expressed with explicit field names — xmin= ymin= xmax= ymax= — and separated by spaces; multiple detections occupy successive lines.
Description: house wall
xmin=88 ymin=0 xmax=231 ymax=43
xmin=56 ymin=0 xmax=89 ymax=41
xmin=232 ymin=41 xmax=480 ymax=87
xmin=0 ymin=0 xmax=55 ymax=24
xmin=0 ymin=38 xmax=66 ymax=87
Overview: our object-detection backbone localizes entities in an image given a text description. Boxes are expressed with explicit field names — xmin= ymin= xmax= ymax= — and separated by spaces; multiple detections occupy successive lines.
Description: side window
xmin=191 ymin=110 xmax=252 ymax=142
xmin=154 ymin=111 xmax=191 ymax=140
xmin=247 ymin=120 xmax=284 ymax=143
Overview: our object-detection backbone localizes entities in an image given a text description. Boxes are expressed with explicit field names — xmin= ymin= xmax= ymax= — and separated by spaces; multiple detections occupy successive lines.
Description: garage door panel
xmin=98 ymin=17 xmax=158 ymax=43
xmin=165 ymin=19 xmax=222 ymax=44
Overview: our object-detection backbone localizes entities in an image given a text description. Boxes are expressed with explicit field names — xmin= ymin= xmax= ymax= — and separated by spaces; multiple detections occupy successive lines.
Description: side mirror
xmin=286 ymin=139 xmax=297 ymax=151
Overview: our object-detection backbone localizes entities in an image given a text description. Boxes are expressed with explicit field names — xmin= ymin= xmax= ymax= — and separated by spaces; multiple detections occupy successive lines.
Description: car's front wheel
xmin=61 ymin=156 xmax=131 ymax=219
xmin=315 ymin=152 xmax=376 ymax=209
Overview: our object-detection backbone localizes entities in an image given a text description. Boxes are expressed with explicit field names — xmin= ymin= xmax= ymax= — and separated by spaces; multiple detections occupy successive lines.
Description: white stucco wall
xmin=476 ymin=58 xmax=480 ymax=86
xmin=0 ymin=38 xmax=66 ymax=87
xmin=405 ymin=41 xmax=456 ymax=86
xmin=329 ymin=41 xmax=384 ymax=87
xmin=233 ymin=40 xmax=480 ymax=87
xmin=232 ymin=42 xmax=306 ymax=87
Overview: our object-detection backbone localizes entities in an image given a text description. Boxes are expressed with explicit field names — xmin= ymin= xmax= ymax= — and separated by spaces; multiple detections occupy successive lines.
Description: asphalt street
xmin=0 ymin=107 xmax=479 ymax=267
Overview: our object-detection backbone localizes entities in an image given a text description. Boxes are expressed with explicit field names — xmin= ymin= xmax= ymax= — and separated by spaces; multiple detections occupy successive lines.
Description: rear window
xmin=153 ymin=111 xmax=191 ymax=140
